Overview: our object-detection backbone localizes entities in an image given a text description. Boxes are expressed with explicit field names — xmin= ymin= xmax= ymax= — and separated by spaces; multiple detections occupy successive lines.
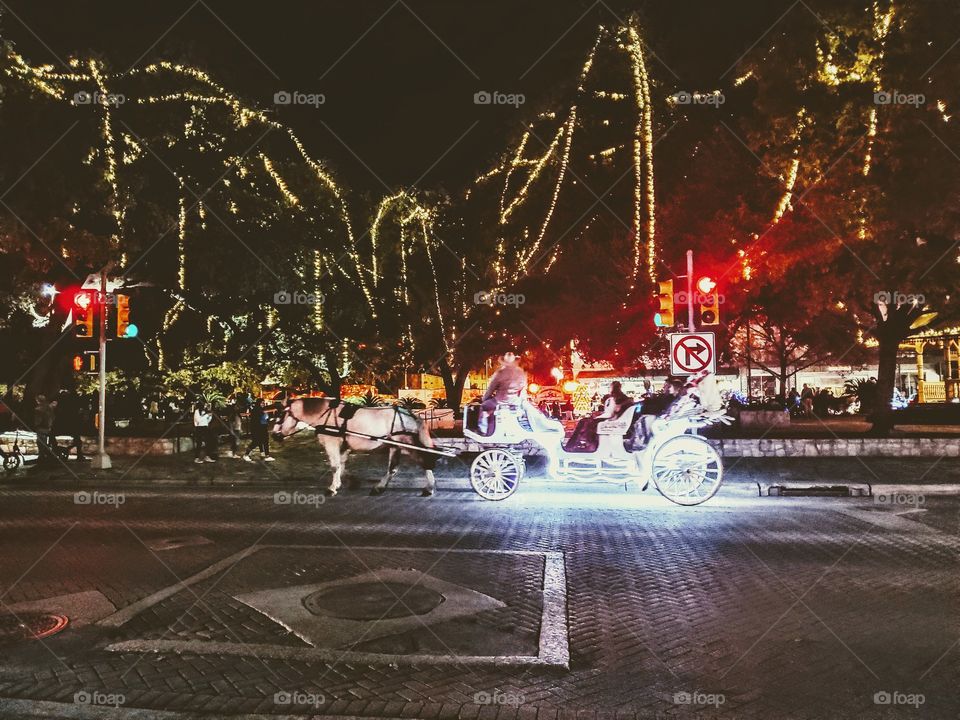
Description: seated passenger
xmin=565 ymin=381 xmax=633 ymax=452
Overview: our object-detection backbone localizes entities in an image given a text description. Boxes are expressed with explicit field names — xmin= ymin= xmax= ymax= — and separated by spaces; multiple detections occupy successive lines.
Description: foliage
xmin=345 ymin=390 xmax=383 ymax=407
xmin=157 ymin=358 xmax=260 ymax=400
xmin=395 ymin=396 xmax=426 ymax=410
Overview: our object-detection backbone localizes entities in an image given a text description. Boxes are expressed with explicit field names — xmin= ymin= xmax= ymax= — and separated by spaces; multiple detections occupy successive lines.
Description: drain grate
xmin=767 ymin=484 xmax=852 ymax=497
xmin=0 ymin=612 xmax=68 ymax=643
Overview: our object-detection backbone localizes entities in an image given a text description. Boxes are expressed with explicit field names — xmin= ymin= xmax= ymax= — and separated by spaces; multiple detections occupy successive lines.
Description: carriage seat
xmin=596 ymin=402 xmax=639 ymax=436
xmin=463 ymin=402 xmax=528 ymax=438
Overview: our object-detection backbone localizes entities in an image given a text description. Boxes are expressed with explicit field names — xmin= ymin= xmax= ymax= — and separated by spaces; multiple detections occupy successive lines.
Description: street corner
xmin=101 ymin=544 xmax=568 ymax=668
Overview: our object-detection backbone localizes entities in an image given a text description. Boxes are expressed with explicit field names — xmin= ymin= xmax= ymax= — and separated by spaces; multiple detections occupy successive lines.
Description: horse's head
xmin=271 ymin=401 xmax=301 ymax=442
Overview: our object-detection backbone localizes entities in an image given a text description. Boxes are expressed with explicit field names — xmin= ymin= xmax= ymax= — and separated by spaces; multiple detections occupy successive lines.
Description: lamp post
xmin=91 ymin=265 xmax=114 ymax=469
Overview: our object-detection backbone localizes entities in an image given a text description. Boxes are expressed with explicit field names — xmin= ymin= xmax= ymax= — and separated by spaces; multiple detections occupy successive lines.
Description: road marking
xmin=833 ymin=507 xmax=941 ymax=533
xmin=99 ymin=545 xmax=569 ymax=668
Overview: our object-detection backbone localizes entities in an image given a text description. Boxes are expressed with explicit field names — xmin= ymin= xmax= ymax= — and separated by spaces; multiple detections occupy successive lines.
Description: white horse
xmin=270 ymin=398 xmax=438 ymax=497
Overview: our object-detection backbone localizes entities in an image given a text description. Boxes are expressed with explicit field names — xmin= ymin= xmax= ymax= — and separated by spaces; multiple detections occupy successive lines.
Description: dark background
xmin=0 ymin=0 xmax=790 ymax=190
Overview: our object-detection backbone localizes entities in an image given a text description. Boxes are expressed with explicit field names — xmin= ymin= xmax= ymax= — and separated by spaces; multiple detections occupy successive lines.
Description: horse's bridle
xmin=273 ymin=404 xmax=308 ymax=439
xmin=274 ymin=402 xmax=337 ymax=439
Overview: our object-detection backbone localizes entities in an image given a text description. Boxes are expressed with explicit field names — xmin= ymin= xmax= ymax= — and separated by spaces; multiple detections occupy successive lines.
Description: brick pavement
xmin=0 ymin=486 xmax=956 ymax=718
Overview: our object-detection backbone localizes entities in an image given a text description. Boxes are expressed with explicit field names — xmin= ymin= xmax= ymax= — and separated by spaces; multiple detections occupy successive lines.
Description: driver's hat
xmin=501 ymin=351 xmax=517 ymax=364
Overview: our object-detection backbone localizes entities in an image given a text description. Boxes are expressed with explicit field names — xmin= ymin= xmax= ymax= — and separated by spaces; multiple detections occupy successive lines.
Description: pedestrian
xmin=800 ymin=383 xmax=814 ymax=417
xmin=814 ymin=387 xmax=832 ymax=417
xmin=224 ymin=396 xmax=244 ymax=459
xmin=33 ymin=394 xmax=57 ymax=465
xmin=787 ymin=387 xmax=800 ymax=416
xmin=53 ymin=388 xmax=88 ymax=461
xmin=642 ymin=378 xmax=653 ymax=398
xmin=193 ymin=399 xmax=215 ymax=463
xmin=243 ymin=398 xmax=274 ymax=462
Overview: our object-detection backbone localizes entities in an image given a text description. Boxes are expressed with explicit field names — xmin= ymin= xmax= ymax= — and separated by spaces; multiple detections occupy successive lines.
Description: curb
xmin=0 ymin=698 xmax=411 ymax=720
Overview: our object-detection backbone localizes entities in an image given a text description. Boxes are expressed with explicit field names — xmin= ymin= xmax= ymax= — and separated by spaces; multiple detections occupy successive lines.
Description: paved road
xmin=0 ymin=454 xmax=957 ymax=719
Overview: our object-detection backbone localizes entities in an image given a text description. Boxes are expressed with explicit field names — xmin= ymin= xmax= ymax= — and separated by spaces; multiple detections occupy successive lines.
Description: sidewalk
xmin=7 ymin=438 xmax=960 ymax=496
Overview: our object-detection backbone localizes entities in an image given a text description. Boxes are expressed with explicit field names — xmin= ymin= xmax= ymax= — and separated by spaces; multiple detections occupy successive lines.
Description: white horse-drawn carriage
xmin=462 ymin=373 xmax=731 ymax=505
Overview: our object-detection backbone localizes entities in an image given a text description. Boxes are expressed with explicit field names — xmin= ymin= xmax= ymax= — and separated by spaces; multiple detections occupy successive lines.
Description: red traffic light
xmin=696 ymin=276 xmax=717 ymax=295
xmin=72 ymin=355 xmax=84 ymax=372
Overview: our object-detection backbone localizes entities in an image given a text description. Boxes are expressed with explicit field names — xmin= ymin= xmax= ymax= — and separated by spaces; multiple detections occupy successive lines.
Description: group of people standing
xmin=192 ymin=395 xmax=274 ymax=464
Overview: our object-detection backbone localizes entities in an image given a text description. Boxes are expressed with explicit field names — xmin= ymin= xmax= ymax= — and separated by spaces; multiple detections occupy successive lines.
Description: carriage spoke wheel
xmin=470 ymin=449 xmax=523 ymax=501
xmin=650 ymin=435 xmax=723 ymax=506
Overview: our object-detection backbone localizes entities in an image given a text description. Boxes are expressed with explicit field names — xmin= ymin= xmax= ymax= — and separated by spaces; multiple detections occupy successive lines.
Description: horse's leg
xmin=321 ymin=438 xmax=341 ymax=496
xmin=421 ymin=468 xmax=436 ymax=497
xmin=333 ymin=446 xmax=350 ymax=495
xmin=371 ymin=447 xmax=399 ymax=496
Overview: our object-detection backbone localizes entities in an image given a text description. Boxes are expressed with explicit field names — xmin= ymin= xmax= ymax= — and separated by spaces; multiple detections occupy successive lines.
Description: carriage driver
xmin=479 ymin=352 xmax=562 ymax=435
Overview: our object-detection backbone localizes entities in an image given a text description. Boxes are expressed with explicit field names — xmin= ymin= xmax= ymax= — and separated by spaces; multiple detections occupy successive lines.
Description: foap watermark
xmin=874 ymin=90 xmax=925 ymax=107
xmin=74 ymin=690 xmax=126 ymax=708
xmin=273 ymin=290 xmax=324 ymax=306
xmin=274 ymin=490 xmax=325 ymax=508
xmin=675 ymin=290 xmax=726 ymax=306
xmin=274 ymin=690 xmax=325 ymax=707
xmin=669 ymin=90 xmax=725 ymax=107
xmin=875 ymin=492 xmax=924 ymax=508
xmin=674 ymin=691 xmax=726 ymax=708
xmin=874 ymin=290 xmax=925 ymax=306
xmin=874 ymin=690 xmax=925 ymax=708
xmin=73 ymin=90 xmax=126 ymax=107
xmin=274 ymin=90 xmax=326 ymax=108
xmin=74 ymin=490 xmax=125 ymax=507
xmin=474 ymin=290 xmax=525 ymax=307
xmin=474 ymin=690 xmax=525 ymax=706
xmin=474 ymin=90 xmax=525 ymax=108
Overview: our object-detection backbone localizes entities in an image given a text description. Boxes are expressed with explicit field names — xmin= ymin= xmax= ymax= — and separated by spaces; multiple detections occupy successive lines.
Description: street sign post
xmin=669 ymin=332 xmax=716 ymax=375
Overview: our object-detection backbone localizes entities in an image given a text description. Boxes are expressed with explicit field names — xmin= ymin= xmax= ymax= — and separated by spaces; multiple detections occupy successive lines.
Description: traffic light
xmin=654 ymin=280 xmax=674 ymax=327
xmin=72 ymin=351 xmax=98 ymax=373
xmin=73 ymin=291 xmax=95 ymax=338
xmin=115 ymin=294 xmax=137 ymax=338
xmin=697 ymin=276 xmax=720 ymax=326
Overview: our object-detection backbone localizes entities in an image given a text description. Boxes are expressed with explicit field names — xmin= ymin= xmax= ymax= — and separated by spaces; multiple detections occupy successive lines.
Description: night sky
xmin=1 ymin=0 xmax=790 ymax=191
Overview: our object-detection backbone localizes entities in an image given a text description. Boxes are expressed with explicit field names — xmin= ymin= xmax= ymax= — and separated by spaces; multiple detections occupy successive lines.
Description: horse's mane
xmin=297 ymin=397 xmax=334 ymax=414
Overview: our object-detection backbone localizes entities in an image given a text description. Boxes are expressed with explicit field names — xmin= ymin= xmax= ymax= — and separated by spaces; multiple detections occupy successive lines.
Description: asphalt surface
xmin=0 ymin=443 xmax=957 ymax=719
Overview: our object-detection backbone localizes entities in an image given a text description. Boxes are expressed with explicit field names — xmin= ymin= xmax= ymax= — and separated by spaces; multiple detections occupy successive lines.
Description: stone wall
xmin=0 ymin=433 xmax=194 ymax=457
xmin=438 ymin=436 xmax=960 ymax=458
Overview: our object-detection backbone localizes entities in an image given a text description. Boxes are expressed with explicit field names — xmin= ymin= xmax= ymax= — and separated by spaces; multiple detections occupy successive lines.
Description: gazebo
xmin=901 ymin=325 xmax=960 ymax=403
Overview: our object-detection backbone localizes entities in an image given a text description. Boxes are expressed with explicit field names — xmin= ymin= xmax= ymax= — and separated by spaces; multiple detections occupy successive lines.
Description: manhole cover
xmin=0 ymin=612 xmax=68 ymax=643
xmin=303 ymin=582 xmax=444 ymax=620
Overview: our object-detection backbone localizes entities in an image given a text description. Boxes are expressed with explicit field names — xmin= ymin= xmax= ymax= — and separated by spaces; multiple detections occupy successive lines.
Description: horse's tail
xmin=414 ymin=415 xmax=437 ymax=469
xmin=416 ymin=415 xmax=434 ymax=449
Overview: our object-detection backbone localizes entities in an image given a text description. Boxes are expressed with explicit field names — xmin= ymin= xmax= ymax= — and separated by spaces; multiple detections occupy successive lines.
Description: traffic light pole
xmin=91 ymin=268 xmax=111 ymax=469
xmin=686 ymin=250 xmax=695 ymax=332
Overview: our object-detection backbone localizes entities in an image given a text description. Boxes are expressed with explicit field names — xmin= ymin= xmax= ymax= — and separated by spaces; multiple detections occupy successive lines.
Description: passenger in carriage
xmin=565 ymin=381 xmax=634 ymax=452
xmin=478 ymin=352 xmax=563 ymax=435
xmin=632 ymin=376 xmax=686 ymax=447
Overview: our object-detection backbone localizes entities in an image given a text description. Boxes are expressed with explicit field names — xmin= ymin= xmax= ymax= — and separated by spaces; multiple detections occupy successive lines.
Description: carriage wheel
xmin=3 ymin=453 xmax=21 ymax=472
xmin=650 ymin=435 xmax=723 ymax=506
xmin=470 ymin=449 xmax=523 ymax=501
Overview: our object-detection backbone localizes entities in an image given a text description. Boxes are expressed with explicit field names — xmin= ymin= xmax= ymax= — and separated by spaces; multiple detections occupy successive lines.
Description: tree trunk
xmin=322 ymin=351 xmax=342 ymax=399
xmin=869 ymin=301 xmax=918 ymax=436
xmin=778 ymin=357 xmax=788 ymax=406
xmin=870 ymin=331 xmax=900 ymax=436
xmin=439 ymin=358 xmax=469 ymax=414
